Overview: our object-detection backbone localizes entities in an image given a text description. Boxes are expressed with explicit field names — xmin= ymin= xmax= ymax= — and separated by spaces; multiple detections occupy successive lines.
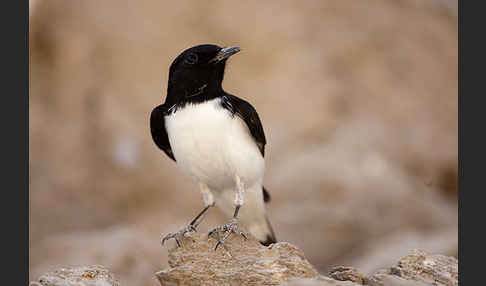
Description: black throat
xmin=164 ymin=61 xmax=227 ymax=114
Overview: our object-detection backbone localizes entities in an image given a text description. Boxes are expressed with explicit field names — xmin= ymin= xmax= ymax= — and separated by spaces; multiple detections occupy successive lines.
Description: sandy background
xmin=29 ymin=1 xmax=458 ymax=285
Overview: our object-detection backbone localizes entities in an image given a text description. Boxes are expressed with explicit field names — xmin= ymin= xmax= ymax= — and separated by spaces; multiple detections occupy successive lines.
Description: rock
xmin=325 ymin=250 xmax=458 ymax=286
xmin=368 ymin=249 xmax=458 ymax=286
xmin=281 ymin=276 xmax=359 ymax=286
xmin=33 ymin=265 xmax=120 ymax=286
xmin=155 ymin=233 xmax=458 ymax=286
xmin=329 ymin=266 xmax=368 ymax=284
xmin=31 ymin=238 xmax=457 ymax=286
xmin=155 ymin=232 xmax=320 ymax=286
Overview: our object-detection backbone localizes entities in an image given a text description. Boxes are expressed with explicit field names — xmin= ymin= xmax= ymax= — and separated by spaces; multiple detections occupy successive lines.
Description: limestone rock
xmin=156 ymin=233 xmax=458 ymax=286
xmin=155 ymin=232 xmax=320 ymax=286
xmin=368 ymin=249 xmax=458 ymax=286
xmin=281 ymin=276 xmax=360 ymax=286
xmin=33 ymin=265 xmax=120 ymax=286
xmin=31 ymin=238 xmax=458 ymax=286
xmin=329 ymin=266 xmax=368 ymax=284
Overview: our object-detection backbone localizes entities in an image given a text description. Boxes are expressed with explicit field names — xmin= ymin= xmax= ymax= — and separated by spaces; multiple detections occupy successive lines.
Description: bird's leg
xmin=208 ymin=176 xmax=247 ymax=250
xmin=161 ymin=184 xmax=214 ymax=247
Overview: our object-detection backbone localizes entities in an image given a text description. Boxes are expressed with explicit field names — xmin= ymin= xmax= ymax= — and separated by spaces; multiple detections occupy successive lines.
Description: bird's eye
xmin=185 ymin=53 xmax=198 ymax=65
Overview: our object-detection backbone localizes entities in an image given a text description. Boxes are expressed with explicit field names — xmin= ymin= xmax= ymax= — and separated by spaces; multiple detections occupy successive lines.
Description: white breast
xmin=164 ymin=98 xmax=264 ymax=191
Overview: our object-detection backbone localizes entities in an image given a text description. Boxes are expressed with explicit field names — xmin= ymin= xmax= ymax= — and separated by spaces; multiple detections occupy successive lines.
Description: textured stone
xmin=329 ymin=266 xmax=368 ymax=284
xmin=33 ymin=265 xmax=120 ymax=286
xmin=156 ymin=235 xmax=458 ymax=286
xmin=30 ymin=241 xmax=457 ymax=286
xmin=155 ymin=232 xmax=319 ymax=286
xmin=368 ymin=249 xmax=458 ymax=286
xmin=281 ymin=276 xmax=359 ymax=286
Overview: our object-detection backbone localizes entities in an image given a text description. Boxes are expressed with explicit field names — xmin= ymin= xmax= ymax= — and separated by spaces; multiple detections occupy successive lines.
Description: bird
xmin=150 ymin=44 xmax=276 ymax=249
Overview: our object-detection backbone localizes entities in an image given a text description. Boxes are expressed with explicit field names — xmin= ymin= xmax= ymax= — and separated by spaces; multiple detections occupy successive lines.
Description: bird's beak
xmin=210 ymin=46 xmax=241 ymax=63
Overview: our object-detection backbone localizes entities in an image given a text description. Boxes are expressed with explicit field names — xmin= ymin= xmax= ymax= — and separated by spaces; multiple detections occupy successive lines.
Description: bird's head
xmin=166 ymin=44 xmax=240 ymax=104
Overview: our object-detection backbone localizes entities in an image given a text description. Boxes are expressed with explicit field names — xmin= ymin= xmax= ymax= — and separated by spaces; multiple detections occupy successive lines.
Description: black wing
xmin=153 ymin=97 xmax=271 ymax=202
xmin=221 ymin=94 xmax=267 ymax=157
xmin=221 ymin=95 xmax=270 ymax=203
xmin=150 ymin=104 xmax=176 ymax=161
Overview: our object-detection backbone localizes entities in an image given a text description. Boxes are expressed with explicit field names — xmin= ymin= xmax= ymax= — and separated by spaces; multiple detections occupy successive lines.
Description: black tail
xmin=259 ymin=216 xmax=277 ymax=246
xmin=263 ymin=186 xmax=271 ymax=203
xmin=259 ymin=186 xmax=276 ymax=246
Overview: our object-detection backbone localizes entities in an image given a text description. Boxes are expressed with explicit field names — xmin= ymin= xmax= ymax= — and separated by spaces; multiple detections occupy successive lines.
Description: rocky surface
xmin=156 ymin=232 xmax=319 ymax=285
xmin=285 ymin=249 xmax=458 ymax=286
xmin=328 ymin=266 xmax=368 ymax=284
xmin=32 ymin=234 xmax=458 ymax=286
xmin=155 ymin=232 xmax=458 ymax=286
xmin=367 ymin=250 xmax=458 ymax=286
xmin=34 ymin=265 xmax=120 ymax=286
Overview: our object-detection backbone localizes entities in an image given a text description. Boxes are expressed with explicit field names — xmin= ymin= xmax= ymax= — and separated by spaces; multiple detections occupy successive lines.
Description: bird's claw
xmin=161 ymin=224 xmax=197 ymax=247
xmin=208 ymin=219 xmax=247 ymax=250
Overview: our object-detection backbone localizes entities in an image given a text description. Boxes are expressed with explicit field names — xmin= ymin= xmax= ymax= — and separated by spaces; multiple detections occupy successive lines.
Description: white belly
xmin=165 ymin=98 xmax=264 ymax=191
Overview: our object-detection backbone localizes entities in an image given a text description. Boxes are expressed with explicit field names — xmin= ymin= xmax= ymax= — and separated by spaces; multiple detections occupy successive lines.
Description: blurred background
xmin=29 ymin=0 xmax=458 ymax=285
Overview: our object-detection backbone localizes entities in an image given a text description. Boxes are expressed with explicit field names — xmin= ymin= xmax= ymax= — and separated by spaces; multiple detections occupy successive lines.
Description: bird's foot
xmin=161 ymin=224 xmax=197 ymax=247
xmin=208 ymin=218 xmax=247 ymax=250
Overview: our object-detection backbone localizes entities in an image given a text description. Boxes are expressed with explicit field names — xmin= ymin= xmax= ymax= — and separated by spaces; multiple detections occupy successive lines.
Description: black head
xmin=165 ymin=44 xmax=240 ymax=105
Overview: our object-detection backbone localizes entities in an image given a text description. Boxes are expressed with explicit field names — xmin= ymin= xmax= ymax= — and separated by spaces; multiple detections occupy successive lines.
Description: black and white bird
xmin=150 ymin=44 xmax=276 ymax=249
